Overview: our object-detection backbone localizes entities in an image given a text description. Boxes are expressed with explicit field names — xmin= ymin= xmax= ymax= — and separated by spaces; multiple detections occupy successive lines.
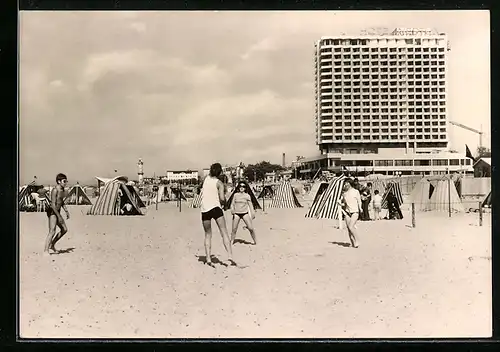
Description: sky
xmin=19 ymin=10 xmax=490 ymax=185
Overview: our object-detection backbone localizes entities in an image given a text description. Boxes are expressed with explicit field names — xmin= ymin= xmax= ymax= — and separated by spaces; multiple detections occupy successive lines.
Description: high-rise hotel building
xmin=297 ymin=28 xmax=473 ymax=177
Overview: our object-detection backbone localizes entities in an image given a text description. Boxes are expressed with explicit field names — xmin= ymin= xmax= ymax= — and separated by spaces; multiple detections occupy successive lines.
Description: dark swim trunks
xmin=234 ymin=212 xmax=248 ymax=219
xmin=201 ymin=207 xmax=224 ymax=221
xmin=46 ymin=207 xmax=55 ymax=217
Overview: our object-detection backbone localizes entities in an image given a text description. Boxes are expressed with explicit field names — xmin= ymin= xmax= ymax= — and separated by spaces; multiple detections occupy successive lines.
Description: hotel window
xmin=449 ymin=159 xmax=460 ymax=166
xmin=395 ymin=160 xmax=413 ymax=166
xmin=432 ymin=159 xmax=448 ymax=166
xmin=374 ymin=160 xmax=394 ymax=167
xmin=414 ymin=159 xmax=430 ymax=166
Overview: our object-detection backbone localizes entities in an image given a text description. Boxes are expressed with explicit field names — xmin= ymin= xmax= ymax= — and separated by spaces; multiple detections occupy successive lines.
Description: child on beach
xmin=230 ymin=181 xmax=256 ymax=245
xmin=44 ymin=173 xmax=70 ymax=255
xmin=372 ymin=190 xmax=383 ymax=220
xmin=200 ymin=163 xmax=235 ymax=268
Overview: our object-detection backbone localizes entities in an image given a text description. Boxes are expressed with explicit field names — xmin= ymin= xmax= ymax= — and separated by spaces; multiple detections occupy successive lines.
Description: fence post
xmin=479 ymin=201 xmax=483 ymax=227
xmin=448 ymin=178 xmax=452 ymax=218
xmin=412 ymin=203 xmax=416 ymax=228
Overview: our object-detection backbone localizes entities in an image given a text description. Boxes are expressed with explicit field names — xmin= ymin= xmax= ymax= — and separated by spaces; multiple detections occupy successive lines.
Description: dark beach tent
xmin=64 ymin=184 xmax=93 ymax=205
xmin=257 ymin=185 xmax=274 ymax=199
xmin=482 ymin=191 xmax=491 ymax=208
xmin=381 ymin=182 xmax=404 ymax=219
xmin=18 ymin=181 xmax=45 ymax=212
xmin=170 ymin=186 xmax=187 ymax=201
xmin=225 ymin=179 xmax=262 ymax=211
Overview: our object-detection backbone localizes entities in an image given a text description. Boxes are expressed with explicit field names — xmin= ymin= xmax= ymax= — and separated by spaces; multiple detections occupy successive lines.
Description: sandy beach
xmin=19 ymin=201 xmax=491 ymax=339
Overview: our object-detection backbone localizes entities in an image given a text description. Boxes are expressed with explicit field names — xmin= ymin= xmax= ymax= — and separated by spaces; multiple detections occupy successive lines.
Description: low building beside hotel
xmin=294 ymin=147 xmax=473 ymax=179
xmin=165 ymin=170 xmax=199 ymax=183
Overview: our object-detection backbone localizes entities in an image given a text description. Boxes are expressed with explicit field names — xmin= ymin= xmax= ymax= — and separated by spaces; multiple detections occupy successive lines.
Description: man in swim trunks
xmin=44 ymin=173 xmax=70 ymax=255
xmin=341 ymin=179 xmax=362 ymax=248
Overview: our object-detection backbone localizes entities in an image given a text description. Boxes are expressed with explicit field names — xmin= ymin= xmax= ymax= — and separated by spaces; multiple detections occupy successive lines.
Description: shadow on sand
xmin=196 ymin=255 xmax=227 ymax=267
xmin=53 ymin=247 xmax=76 ymax=255
xmin=233 ymin=239 xmax=254 ymax=245
xmin=329 ymin=241 xmax=352 ymax=248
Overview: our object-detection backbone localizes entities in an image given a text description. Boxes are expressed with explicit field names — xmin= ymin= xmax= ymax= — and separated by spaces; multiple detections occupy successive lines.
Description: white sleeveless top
xmin=200 ymin=176 xmax=221 ymax=213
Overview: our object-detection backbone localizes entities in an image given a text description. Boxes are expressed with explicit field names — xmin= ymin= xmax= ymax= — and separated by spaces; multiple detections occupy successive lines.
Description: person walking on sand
xmin=341 ymin=179 xmax=362 ymax=248
xmin=230 ymin=181 xmax=257 ymax=245
xmin=201 ymin=163 xmax=235 ymax=268
xmin=44 ymin=173 xmax=70 ymax=255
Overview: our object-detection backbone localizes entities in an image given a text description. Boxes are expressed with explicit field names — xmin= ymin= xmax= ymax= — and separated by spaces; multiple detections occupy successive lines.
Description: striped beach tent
xmin=409 ymin=178 xmax=432 ymax=211
xmin=381 ymin=182 xmax=404 ymax=209
xmin=64 ymin=184 xmax=93 ymax=205
xmin=225 ymin=180 xmax=262 ymax=210
xmin=429 ymin=177 xmax=464 ymax=212
xmin=190 ymin=189 xmax=203 ymax=208
xmin=305 ymin=175 xmax=346 ymax=220
xmin=269 ymin=180 xmax=302 ymax=208
xmin=18 ymin=181 xmax=45 ymax=212
xmin=87 ymin=179 xmax=144 ymax=216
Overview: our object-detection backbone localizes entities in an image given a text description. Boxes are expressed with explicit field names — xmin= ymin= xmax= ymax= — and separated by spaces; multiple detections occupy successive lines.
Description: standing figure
xmin=372 ymin=190 xmax=383 ymax=220
xmin=44 ymin=173 xmax=70 ymax=255
xmin=230 ymin=182 xmax=257 ymax=245
xmin=200 ymin=163 xmax=235 ymax=267
xmin=360 ymin=182 xmax=372 ymax=221
xmin=341 ymin=179 xmax=362 ymax=248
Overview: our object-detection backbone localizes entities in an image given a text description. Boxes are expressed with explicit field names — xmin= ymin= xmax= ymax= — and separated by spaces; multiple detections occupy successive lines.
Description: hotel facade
xmin=297 ymin=28 xmax=473 ymax=178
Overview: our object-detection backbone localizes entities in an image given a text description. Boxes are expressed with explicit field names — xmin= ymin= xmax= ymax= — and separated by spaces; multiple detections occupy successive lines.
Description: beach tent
xmin=126 ymin=184 xmax=146 ymax=208
xmin=88 ymin=178 xmax=145 ymax=216
xmin=18 ymin=181 xmax=45 ymax=212
xmin=269 ymin=180 xmax=303 ymax=208
xmin=305 ymin=175 xmax=346 ymax=220
xmin=150 ymin=185 xmax=170 ymax=204
xmin=64 ymin=184 xmax=93 ymax=205
xmin=409 ymin=178 xmax=432 ymax=211
xmin=429 ymin=177 xmax=464 ymax=213
xmin=190 ymin=190 xmax=203 ymax=208
xmin=169 ymin=186 xmax=187 ymax=201
xmin=381 ymin=182 xmax=404 ymax=219
xmin=225 ymin=180 xmax=262 ymax=210
xmin=257 ymin=185 xmax=274 ymax=199
xmin=482 ymin=191 xmax=491 ymax=208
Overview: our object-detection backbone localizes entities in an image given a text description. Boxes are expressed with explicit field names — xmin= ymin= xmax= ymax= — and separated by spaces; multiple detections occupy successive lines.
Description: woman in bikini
xmin=230 ymin=181 xmax=256 ymax=245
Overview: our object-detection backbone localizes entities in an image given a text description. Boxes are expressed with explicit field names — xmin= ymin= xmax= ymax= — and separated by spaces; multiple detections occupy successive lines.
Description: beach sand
xmin=19 ymin=201 xmax=491 ymax=338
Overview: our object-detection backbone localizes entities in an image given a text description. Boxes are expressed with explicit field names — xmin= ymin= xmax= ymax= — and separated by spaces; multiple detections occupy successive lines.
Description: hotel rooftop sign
xmin=391 ymin=28 xmax=440 ymax=36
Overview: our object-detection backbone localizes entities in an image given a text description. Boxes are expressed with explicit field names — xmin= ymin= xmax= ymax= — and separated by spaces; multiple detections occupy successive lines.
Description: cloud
xmin=130 ymin=21 xmax=147 ymax=33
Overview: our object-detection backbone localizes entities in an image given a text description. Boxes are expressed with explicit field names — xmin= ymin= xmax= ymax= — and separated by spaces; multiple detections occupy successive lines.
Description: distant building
xmin=165 ymin=170 xmax=199 ymax=183
xmin=295 ymin=28 xmax=474 ymax=178
xmin=264 ymin=170 xmax=292 ymax=183
xmin=473 ymin=158 xmax=491 ymax=178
